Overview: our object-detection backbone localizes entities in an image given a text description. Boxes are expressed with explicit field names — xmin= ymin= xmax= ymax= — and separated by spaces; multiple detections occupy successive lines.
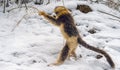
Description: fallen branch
xmin=108 ymin=18 xmax=120 ymax=22
xmin=98 ymin=10 xmax=120 ymax=19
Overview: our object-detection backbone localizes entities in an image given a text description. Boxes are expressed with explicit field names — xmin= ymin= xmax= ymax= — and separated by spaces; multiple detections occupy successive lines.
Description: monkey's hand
xmin=39 ymin=11 xmax=47 ymax=17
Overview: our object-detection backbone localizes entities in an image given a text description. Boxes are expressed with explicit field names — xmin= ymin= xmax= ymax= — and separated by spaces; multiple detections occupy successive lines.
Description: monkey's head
xmin=54 ymin=6 xmax=70 ymax=17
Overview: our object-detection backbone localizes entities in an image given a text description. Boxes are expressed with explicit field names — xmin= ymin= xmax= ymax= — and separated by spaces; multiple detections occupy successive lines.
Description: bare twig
xmin=10 ymin=6 xmax=41 ymax=32
xmin=28 ymin=6 xmax=39 ymax=12
xmin=11 ymin=14 xmax=28 ymax=32
xmin=7 ymin=6 xmax=40 ymax=13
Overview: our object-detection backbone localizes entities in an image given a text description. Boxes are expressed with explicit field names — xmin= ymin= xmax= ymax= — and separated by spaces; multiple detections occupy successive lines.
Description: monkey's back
xmin=57 ymin=14 xmax=79 ymax=37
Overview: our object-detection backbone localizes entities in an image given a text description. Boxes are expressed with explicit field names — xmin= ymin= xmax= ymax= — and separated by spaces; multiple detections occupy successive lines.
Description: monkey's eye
xmin=55 ymin=12 xmax=59 ymax=14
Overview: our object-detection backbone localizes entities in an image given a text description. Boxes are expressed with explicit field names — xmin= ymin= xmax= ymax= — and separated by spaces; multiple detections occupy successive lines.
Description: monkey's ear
xmin=39 ymin=11 xmax=47 ymax=16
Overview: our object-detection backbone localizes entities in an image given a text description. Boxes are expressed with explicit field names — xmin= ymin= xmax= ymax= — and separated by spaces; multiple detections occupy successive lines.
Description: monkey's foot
xmin=47 ymin=62 xmax=63 ymax=66
xmin=68 ymin=54 xmax=77 ymax=61
xmin=70 ymin=57 xmax=78 ymax=61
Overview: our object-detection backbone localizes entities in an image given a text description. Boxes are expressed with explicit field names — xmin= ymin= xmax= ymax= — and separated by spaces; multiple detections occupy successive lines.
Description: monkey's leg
xmin=70 ymin=49 xmax=77 ymax=60
xmin=67 ymin=38 xmax=78 ymax=60
xmin=48 ymin=42 xmax=69 ymax=66
xmin=67 ymin=45 xmax=78 ymax=60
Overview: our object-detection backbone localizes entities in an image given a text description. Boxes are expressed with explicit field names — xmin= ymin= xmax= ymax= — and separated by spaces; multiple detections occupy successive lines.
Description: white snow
xmin=0 ymin=1 xmax=120 ymax=70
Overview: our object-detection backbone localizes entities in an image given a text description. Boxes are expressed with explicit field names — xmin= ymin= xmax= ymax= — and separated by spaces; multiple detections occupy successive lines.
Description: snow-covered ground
xmin=0 ymin=1 xmax=120 ymax=70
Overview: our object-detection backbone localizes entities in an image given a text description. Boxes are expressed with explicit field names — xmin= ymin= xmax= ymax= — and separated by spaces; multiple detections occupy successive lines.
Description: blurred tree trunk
xmin=35 ymin=0 xmax=43 ymax=5
xmin=46 ymin=0 xmax=50 ymax=5
xmin=3 ymin=0 xmax=6 ymax=13
xmin=23 ymin=0 xmax=28 ymax=10
xmin=18 ymin=0 xmax=22 ymax=8
xmin=0 ymin=0 xmax=3 ymax=6
xmin=15 ymin=0 xmax=30 ymax=4
xmin=6 ymin=0 xmax=9 ymax=7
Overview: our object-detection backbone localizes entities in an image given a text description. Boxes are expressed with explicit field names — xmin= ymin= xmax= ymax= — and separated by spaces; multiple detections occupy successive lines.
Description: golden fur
xmin=54 ymin=6 xmax=70 ymax=18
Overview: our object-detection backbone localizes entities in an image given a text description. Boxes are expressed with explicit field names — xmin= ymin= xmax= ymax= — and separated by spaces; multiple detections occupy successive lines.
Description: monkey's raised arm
xmin=39 ymin=11 xmax=60 ymax=26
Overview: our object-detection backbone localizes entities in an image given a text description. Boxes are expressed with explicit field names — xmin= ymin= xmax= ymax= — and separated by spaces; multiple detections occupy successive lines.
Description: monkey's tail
xmin=78 ymin=37 xmax=115 ymax=68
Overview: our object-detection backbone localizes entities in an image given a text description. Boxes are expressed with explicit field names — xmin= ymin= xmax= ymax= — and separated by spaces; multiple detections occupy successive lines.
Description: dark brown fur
xmin=57 ymin=14 xmax=78 ymax=37
xmin=39 ymin=6 xmax=115 ymax=68
xmin=61 ymin=43 xmax=69 ymax=61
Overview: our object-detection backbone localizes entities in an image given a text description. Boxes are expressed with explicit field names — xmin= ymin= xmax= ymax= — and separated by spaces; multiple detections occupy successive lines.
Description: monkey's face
xmin=54 ymin=6 xmax=69 ymax=17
